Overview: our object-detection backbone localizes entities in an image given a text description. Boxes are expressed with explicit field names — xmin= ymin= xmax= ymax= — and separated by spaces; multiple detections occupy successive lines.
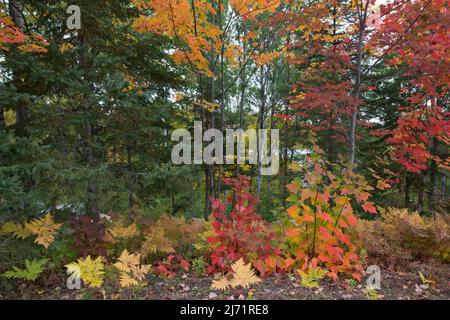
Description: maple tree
xmin=369 ymin=0 xmax=450 ymax=173
xmin=0 ymin=13 xmax=47 ymax=53
xmin=283 ymin=148 xmax=378 ymax=280
xmin=133 ymin=0 xmax=284 ymax=78
xmin=132 ymin=0 xmax=291 ymax=217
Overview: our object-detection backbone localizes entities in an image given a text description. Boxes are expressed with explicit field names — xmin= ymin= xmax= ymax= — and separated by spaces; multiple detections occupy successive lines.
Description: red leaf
xmin=362 ymin=202 xmax=377 ymax=214
xmin=180 ymin=259 xmax=190 ymax=271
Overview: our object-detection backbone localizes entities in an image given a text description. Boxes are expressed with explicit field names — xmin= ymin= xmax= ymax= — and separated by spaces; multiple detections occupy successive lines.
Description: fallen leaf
xmin=208 ymin=292 xmax=218 ymax=299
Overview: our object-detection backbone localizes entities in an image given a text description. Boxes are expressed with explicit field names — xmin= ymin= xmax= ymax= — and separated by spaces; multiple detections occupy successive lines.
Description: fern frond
xmin=105 ymin=223 xmax=139 ymax=243
xmin=0 ymin=221 xmax=32 ymax=239
xmin=2 ymin=258 xmax=48 ymax=281
xmin=25 ymin=213 xmax=62 ymax=248
xmin=66 ymin=256 xmax=104 ymax=288
xmin=114 ymin=249 xmax=151 ymax=288
xmin=140 ymin=225 xmax=175 ymax=256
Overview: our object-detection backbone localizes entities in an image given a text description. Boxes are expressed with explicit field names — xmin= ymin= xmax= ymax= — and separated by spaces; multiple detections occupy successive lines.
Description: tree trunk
xmin=80 ymin=30 xmax=99 ymax=217
xmin=350 ymin=1 xmax=369 ymax=164
xmin=217 ymin=0 xmax=225 ymax=196
xmin=327 ymin=109 xmax=335 ymax=168
xmin=427 ymin=138 xmax=438 ymax=212
xmin=282 ymin=34 xmax=291 ymax=208
xmin=85 ymin=119 xmax=98 ymax=216
xmin=235 ymin=25 xmax=247 ymax=180
xmin=441 ymin=169 xmax=446 ymax=200
xmin=417 ymin=171 xmax=426 ymax=213
xmin=0 ymin=107 xmax=5 ymax=130
xmin=404 ymin=171 xmax=410 ymax=209
xmin=256 ymin=67 xmax=267 ymax=202
xmin=127 ymin=143 xmax=134 ymax=209
xmin=9 ymin=1 xmax=28 ymax=129
xmin=266 ymin=93 xmax=276 ymax=211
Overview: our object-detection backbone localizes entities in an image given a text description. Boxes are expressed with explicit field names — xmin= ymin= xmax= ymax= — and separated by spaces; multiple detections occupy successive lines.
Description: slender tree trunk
xmin=9 ymin=1 xmax=28 ymax=130
xmin=417 ymin=171 xmax=426 ymax=213
xmin=327 ymin=109 xmax=335 ymax=167
xmin=266 ymin=94 xmax=276 ymax=211
xmin=235 ymin=25 xmax=247 ymax=180
xmin=0 ymin=107 xmax=5 ymax=130
xmin=404 ymin=171 xmax=411 ymax=209
xmin=85 ymin=119 xmax=98 ymax=216
xmin=282 ymin=105 xmax=289 ymax=208
xmin=217 ymin=0 xmax=225 ymax=195
xmin=441 ymin=169 xmax=446 ymax=200
xmin=190 ymin=0 xmax=212 ymax=219
xmin=256 ymin=67 xmax=267 ymax=202
xmin=350 ymin=1 xmax=369 ymax=164
xmin=204 ymin=165 xmax=212 ymax=218
xmin=282 ymin=34 xmax=291 ymax=208
xmin=79 ymin=30 xmax=99 ymax=217
xmin=427 ymin=138 xmax=438 ymax=212
xmin=328 ymin=13 xmax=337 ymax=168
xmin=127 ymin=143 xmax=134 ymax=209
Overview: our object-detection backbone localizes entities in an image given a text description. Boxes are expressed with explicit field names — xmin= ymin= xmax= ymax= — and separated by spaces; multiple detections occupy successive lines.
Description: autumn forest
xmin=0 ymin=0 xmax=449 ymax=302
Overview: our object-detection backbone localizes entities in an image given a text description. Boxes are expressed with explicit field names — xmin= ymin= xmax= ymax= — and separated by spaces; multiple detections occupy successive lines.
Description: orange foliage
xmin=283 ymin=150 xmax=378 ymax=281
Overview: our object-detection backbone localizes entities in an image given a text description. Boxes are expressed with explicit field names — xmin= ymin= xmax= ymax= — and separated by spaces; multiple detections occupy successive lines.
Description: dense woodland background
xmin=0 ymin=0 xmax=448 ymax=299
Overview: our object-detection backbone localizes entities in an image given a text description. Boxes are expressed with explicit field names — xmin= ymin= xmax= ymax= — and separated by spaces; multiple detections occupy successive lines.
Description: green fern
xmin=365 ymin=286 xmax=382 ymax=300
xmin=299 ymin=267 xmax=327 ymax=288
xmin=2 ymin=258 xmax=48 ymax=281
xmin=191 ymin=257 xmax=206 ymax=275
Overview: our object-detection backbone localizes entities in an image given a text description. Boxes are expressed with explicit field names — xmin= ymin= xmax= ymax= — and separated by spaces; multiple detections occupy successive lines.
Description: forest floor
xmin=1 ymin=259 xmax=448 ymax=300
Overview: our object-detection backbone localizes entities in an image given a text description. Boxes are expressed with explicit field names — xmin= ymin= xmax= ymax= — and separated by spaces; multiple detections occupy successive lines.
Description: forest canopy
xmin=0 ymin=0 xmax=448 ymax=301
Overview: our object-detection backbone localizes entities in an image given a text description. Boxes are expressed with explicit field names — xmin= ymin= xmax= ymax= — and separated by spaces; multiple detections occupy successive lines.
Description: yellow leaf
xmin=66 ymin=256 xmax=104 ymax=288
xmin=119 ymin=273 xmax=139 ymax=288
xmin=114 ymin=249 xmax=151 ymax=288
xmin=210 ymin=259 xmax=261 ymax=291
xmin=419 ymin=272 xmax=434 ymax=284
xmin=105 ymin=223 xmax=139 ymax=243
xmin=25 ymin=213 xmax=62 ymax=248
xmin=229 ymin=258 xmax=261 ymax=289
xmin=211 ymin=276 xmax=230 ymax=291
xmin=0 ymin=221 xmax=32 ymax=239
xmin=141 ymin=225 xmax=175 ymax=256
xmin=287 ymin=205 xmax=300 ymax=219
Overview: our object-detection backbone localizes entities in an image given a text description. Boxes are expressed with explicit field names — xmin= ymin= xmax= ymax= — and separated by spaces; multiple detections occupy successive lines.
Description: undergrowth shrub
xmin=70 ymin=215 xmax=106 ymax=258
xmin=207 ymin=176 xmax=282 ymax=275
xmin=282 ymin=150 xmax=380 ymax=280
xmin=0 ymin=213 xmax=67 ymax=289
xmin=103 ymin=214 xmax=142 ymax=256
xmin=153 ymin=254 xmax=190 ymax=278
xmin=357 ymin=208 xmax=450 ymax=264
xmin=140 ymin=214 xmax=207 ymax=259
